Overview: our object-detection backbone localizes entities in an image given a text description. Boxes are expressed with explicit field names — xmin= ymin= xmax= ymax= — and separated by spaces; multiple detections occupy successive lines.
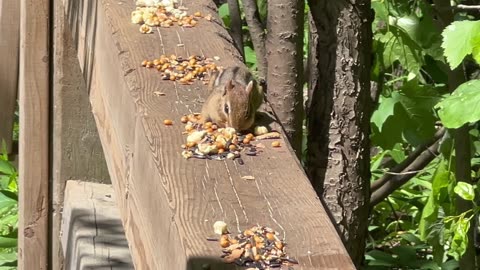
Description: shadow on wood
xmin=61 ymin=181 xmax=133 ymax=270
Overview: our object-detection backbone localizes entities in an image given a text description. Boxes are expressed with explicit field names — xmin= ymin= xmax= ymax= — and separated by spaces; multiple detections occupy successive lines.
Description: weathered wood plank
xmin=18 ymin=0 xmax=50 ymax=269
xmin=61 ymin=180 xmax=133 ymax=270
xmin=51 ymin=0 xmax=111 ymax=268
xmin=0 ymin=0 xmax=20 ymax=153
xmin=64 ymin=0 xmax=355 ymax=269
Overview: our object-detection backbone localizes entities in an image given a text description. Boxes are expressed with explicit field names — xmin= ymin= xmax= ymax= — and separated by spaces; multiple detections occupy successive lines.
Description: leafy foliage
xmin=367 ymin=0 xmax=480 ymax=269
xmin=442 ymin=20 xmax=480 ymax=69
xmin=435 ymin=80 xmax=480 ymax=129
xmin=0 ymin=146 xmax=17 ymax=267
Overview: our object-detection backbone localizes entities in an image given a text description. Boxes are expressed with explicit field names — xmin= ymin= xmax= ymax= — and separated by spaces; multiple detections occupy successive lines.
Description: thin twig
xmin=227 ymin=0 xmax=244 ymax=59
xmin=242 ymin=0 xmax=267 ymax=79
xmin=370 ymin=131 xmax=444 ymax=206
xmin=371 ymin=128 xmax=445 ymax=192
xmin=382 ymin=170 xmax=425 ymax=176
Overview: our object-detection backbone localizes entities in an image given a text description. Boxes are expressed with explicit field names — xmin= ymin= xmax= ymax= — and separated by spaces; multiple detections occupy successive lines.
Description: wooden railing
xmin=15 ymin=0 xmax=357 ymax=269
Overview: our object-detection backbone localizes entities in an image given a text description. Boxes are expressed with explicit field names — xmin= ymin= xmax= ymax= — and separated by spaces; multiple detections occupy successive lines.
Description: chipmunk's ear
xmin=245 ymin=81 xmax=254 ymax=94
xmin=222 ymin=79 xmax=234 ymax=96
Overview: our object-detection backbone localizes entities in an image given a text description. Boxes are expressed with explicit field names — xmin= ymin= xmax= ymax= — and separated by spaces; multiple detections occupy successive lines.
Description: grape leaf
xmin=435 ymin=80 xmax=480 ymax=129
xmin=442 ymin=20 xmax=480 ymax=69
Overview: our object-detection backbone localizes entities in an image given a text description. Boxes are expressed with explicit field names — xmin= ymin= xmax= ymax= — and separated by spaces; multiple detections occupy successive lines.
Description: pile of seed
xmin=180 ymin=114 xmax=258 ymax=162
xmin=141 ymin=55 xmax=219 ymax=84
xmin=132 ymin=0 xmax=212 ymax=33
xmin=216 ymin=225 xmax=298 ymax=269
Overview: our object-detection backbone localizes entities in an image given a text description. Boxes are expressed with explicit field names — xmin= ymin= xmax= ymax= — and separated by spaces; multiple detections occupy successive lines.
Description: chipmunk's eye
xmin=224 ymin=104 xmax=230 ymax=114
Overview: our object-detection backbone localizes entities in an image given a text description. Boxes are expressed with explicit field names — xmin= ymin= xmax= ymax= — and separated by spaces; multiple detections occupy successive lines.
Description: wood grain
xmin=63 ymin=0 xmax=356 ymax=269
xmin=0 ymin=0 xmax=20 ymax=153
xmin=18 ymin=0 xmax=50 ymax=269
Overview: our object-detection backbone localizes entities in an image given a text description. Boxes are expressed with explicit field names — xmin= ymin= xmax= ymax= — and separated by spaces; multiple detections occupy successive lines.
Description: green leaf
xmin=371 ymin=96 xmax=397 ymax=133
xmin=441 ymin=260 xmax=459 ymax=270
xmin=365 ymin=250 xmax=397 ymax=266
xmin=372 ymin=84 xmax=439 ymax=149
xmin=218 ymin=3 xmax=230 ymax=27
xmin=0 ymin=161 xmax=13 ymax=176
xmin=378 ymin=28 xmax=424 ymax=74
xmin=0 ymin=252 xmax=16 ymax=266
xmin=435 ymin=80 xmax=480 ymax=128
xmin=472 ymin=35 xmax=480 ymax=65
xmin=419 ymin=159 xmax=452 ymax=240
xmin=442 ymin=20 xmax=480 ymax=69
xmin=256 ymin=0 xmax=267 ymax=22
xmin=389 ymin=144 xmax=406 ymax=163
xmin=391 ymin=245 xmax=417 ymax=266
xmin=454 ymin=182 xmax=475 ymax=201
xmin=0 ymin=237 xmax=16 ymax=249
xmin=244 ymin=46 xmax=257 ymax=70
xmin=419 ymin=194 xmax=438 ymax=240
xmin=447 ymin=217 xmax=470 ymax=260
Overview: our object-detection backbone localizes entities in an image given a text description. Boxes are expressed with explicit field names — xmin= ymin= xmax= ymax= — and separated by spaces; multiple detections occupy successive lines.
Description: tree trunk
xmin=306 ymin=0 xmax=372 ymax=266
xmin=266 ymin=1 xmax=304 ymax=157
xmin=226 ymin=0 xmax=244 ymax=60
xmin=242 ymin=0 xmax=267 ymax=79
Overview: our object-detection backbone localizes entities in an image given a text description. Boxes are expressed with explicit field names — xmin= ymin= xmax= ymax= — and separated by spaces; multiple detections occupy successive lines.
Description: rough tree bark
xmin=306 ymin=0 xmax=372 ymax=266
xmin=266 ymin=1 xmax=304 ymax=157
xmin=227 ymin=0 xmax=244 ymax=59
xmin=242 ymin=0 xmax=267 ymax=79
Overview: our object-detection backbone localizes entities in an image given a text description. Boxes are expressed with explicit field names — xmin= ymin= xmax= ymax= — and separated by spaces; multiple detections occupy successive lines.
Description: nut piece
xmin=254 ymin=125 xmax=269 ymax=136
xmin=213 ymin=220 xmax=229 ymax=235
xmin=139 ymin=23 xmax=153 ymax=34
xmin=163 ymin=119 xmax=173 ymax=125
xmin=271 ymin=141 xmax=281 ymax=147
xmin=220 ymin=235 xmax=230 ymax=248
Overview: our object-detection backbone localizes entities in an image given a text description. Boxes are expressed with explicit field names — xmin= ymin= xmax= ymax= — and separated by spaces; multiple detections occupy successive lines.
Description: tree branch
xmin=227 ymin=0 xmax=244 ymax=60
xmin=242 ymin=0 xmax=267 ymax=79
xmin=371 ymin=128 xmax=445 ymax=192
xmin=434 ymin=4 xmax=480 ymax=10
xmin=370 ymin=138 xmax=441 ymax=206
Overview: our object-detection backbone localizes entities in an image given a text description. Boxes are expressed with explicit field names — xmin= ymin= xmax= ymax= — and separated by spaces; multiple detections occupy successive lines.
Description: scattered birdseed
xmin=132 ymin=0 xmax=212 ymax=32
xmin=212 ymin=224 xmax=299 ymax=269
xmin=179 ymin=115 xmax=261 ymax=162
xmin=142 ymin=55 xmax=220 ymax=85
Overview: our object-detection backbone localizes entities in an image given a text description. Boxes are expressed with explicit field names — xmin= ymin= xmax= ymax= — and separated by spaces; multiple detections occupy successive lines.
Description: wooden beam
xmin=61 ymin=180 xmax=133 ymax=270
xmin=63 ymin=0 xmax=356 ymax=269
xmin=0 ymin=0 xmax=20 ymax=154
xmin=18 ymin=0 xmax=50 ymax=269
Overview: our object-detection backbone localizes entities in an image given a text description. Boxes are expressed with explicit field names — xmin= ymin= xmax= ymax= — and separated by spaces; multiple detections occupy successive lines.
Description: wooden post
xmin=0 ymin=0 xmax=20 ymax=154
xmin=18 ymin=0 xmax=50 ymax=269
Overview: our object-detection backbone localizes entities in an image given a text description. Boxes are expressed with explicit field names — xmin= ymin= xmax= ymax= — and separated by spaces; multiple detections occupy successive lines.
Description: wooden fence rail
xmin=59 ymin=0 xmax=355 ymax=268
xmin=14 ymin=0 xmax=356 ymax=268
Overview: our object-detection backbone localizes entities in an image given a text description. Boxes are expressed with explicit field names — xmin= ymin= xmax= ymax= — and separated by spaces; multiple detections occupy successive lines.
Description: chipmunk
xmin=201 ymin=66 xmax=264 ymax=131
